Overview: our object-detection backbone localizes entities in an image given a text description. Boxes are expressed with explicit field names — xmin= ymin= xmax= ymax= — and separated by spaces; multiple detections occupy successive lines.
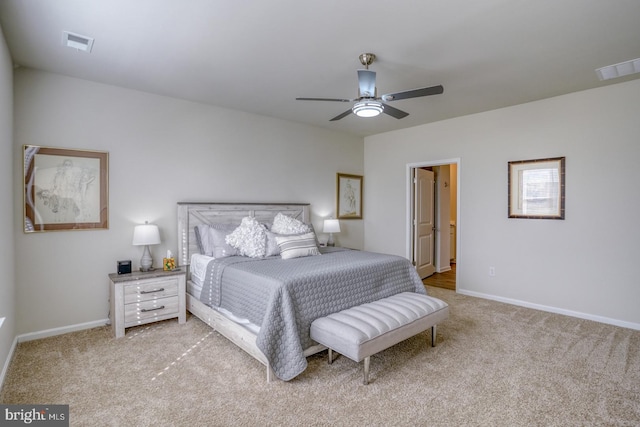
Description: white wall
xmin=0 ymin=23 xmax=16 ymax=384
xmin=12 ymin=69 xmax=364 ymax=336
xmin=364 ymin=79 xmax=640 ymax=328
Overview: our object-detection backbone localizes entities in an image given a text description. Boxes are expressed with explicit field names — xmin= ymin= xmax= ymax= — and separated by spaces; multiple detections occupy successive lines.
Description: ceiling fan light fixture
xmin=352 ymin=100 xmax=383 ymax=118
xmin=296 ymin=53 xmax=442 ymax=121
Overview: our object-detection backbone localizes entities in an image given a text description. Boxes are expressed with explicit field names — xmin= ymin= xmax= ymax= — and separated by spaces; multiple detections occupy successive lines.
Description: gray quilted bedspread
xmin=199 ymin=247 xmax=426 ymax=381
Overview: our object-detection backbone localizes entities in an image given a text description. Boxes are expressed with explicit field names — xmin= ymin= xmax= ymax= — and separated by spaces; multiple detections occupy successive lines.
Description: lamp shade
xmin=132 ymin=222 xmax=161 ymax=246
xmin=323 ymin=219 xmax=341 ymax=234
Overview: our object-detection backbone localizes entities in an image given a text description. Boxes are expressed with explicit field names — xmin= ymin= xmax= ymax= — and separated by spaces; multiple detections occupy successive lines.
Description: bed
xmin=177 ymin=202 xmax=426 ymax=381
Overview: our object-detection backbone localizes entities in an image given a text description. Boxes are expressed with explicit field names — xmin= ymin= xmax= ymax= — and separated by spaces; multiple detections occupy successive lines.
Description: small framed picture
xmin=337 ymin=173 xmax=363 ymax=219
xmin=23 ymin=145 xmax=109 ymax=232
xmin=508 ymin=157 xmax=565 ymax=219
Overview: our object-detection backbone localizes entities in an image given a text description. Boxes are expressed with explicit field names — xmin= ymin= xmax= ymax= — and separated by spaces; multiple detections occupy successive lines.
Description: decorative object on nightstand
xmin=109 ymin=269 xmax=186 ymax=338
xmin=117 ymin=260 xmax=132 ymax=275
xmin=163 ymin=250 xmax=176 ymax=271
xmin=323 ymin=218 xmax=340 ymax=247
xmin=132 ymin=221 xmax=161 ymax=271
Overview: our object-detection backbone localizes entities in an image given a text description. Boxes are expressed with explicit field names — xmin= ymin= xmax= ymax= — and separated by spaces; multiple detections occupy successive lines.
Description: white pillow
xmin=225 ymin=217 xmax=267 ymax=258
xmin=195 ymin=223 xmax=238 ymax=257
xmin=271 ymin=212 xmax=311 ymax=235
xmin=264 ymin=230 xmax=281 ymax=257
xmin=209 ymin=227 xmax=239 ymax=258
xmin=275 ymin=232 xmax=321 ymax=260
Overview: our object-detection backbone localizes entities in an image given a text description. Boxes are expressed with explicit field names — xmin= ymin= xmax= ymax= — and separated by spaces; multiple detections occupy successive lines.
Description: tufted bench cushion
xmin=310 ymin=292 xmax=449 ymax=384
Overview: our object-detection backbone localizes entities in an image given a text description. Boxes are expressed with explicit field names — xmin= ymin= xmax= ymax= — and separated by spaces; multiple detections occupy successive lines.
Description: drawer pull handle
xmin=140 ymin=306 xmax=165 ymax=313
xmin=139 ymin=287 xmax=165 ymax=294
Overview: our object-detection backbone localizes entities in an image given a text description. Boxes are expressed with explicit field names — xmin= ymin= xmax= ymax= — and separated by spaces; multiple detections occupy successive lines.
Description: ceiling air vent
xmin=62 ymin=31 xmax=94 ymax=53
xmin=595 ymin=58 xmax=640 ymax=81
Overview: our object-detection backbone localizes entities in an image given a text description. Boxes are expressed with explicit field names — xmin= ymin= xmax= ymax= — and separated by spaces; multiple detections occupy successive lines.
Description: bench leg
xmin=328 ymin=348 xmax=335 ymax=364
xmin=431 ymin=325 xmax=437 ymax=347
xmin=363 ymin=356 xmax=370 ymax=385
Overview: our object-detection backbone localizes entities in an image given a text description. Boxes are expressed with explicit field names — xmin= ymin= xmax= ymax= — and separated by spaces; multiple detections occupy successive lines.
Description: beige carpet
xmin=2 ymin=287 xmax=639 ymax=426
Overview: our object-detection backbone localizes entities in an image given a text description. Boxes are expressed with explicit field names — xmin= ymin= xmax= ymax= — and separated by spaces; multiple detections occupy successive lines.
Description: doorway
xmin=407 ymin=159 xmax=459 ymax=290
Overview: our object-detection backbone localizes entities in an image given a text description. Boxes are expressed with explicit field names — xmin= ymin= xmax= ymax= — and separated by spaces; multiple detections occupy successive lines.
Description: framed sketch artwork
xmin=337 ymin=173 xmax=363 ymax=219
xmin=23 ymin=145 xmax=109 ymax=232
xmin=508 ymin=157 xmax=565 ymax=219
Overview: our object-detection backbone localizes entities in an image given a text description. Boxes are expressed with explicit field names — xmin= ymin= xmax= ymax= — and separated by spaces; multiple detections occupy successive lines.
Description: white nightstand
xmin=109 ymin=269 xmax=186 ymax=338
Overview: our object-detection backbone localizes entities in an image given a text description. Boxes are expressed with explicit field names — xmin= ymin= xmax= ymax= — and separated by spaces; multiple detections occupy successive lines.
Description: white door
xmin=414 ymin=168 xmax=436 ymax=278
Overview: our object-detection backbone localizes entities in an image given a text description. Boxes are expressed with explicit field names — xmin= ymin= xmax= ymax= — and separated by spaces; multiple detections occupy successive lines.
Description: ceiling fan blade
xmin=330 ymin=109 xmax=353 ymax=121
xmin=381 ymin=85 xmax=444 ymax=102
xmin=296 ymin=97 xmax=352 ymax=102
xmin=357 ymin=70 xmax=377 ymax=98
xmin=382 ymin=103 xmax=409 ymax=119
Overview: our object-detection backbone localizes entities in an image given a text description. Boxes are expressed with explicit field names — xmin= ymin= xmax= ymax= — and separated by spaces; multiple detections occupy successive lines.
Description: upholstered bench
xmin=310 ymin=292 xmax=449 ymax=384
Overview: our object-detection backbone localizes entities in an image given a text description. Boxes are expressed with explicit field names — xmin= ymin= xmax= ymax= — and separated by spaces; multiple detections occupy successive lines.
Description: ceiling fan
xmin=296 ymin=53 xmax=444 ymax=121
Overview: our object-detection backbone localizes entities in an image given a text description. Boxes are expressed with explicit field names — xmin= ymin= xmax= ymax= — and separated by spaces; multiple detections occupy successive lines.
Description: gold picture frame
xmin=508 ymin=157 xmax=565 ymax=219
xmin=337 ymin=173 xmax=363 ymax=219
xmin=23 ymin=145 xmax=109 ymax=232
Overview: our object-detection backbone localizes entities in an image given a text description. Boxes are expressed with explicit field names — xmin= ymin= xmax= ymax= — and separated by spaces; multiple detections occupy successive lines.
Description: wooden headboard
xmin=177 ymin=202 xmax=311 ymax=266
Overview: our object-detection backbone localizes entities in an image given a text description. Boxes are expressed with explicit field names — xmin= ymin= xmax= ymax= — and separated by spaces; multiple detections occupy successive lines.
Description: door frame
xmin=406 ymin=158 xmax=461 ymax=281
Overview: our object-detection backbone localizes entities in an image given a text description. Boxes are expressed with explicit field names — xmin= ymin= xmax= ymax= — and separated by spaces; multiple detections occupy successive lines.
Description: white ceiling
xmin=1 ymin=0 xmax=640 ymax=137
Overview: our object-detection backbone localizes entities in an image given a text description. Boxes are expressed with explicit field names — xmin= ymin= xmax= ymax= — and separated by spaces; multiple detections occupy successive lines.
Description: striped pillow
xmin=275 ymin=232 xmax=321 ymax=260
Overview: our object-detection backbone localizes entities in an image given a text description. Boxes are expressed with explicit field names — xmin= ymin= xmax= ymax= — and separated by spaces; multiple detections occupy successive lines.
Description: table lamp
xmin=323 ymin=218 xmax=341 ymax=247
xmin=132 ymin=221 xmax=161 ymax=271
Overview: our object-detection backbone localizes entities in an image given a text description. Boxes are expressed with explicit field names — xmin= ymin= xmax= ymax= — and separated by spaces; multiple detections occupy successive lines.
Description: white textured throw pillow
xmin=271 ymin=212 xmax=311 ymax=235
xmin=275 ymin=232 xmax=320 ymax=260
xmin=225 ymin=217 xmax=267 ymax=258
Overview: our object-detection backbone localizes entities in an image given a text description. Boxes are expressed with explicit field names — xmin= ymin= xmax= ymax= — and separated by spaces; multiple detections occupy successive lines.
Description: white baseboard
xmin=457 ymin=289 xmax=640 ymax=331
xmin=17 ymin=318 xmax=110 ymax=343
xmin=0 ymin=335 xmax=18 ymax=392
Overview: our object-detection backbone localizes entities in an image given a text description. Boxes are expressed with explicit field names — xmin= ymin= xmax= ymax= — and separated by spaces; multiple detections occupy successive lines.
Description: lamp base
xmin=327 ymin=233 xmax=335 ymax=247
xmin=139 ymin=245 xmax=154 ymax=272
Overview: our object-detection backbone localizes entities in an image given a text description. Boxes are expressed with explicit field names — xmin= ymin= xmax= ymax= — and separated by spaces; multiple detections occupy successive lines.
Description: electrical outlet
xmin=489 ymin=266 xmax=496 ymax=277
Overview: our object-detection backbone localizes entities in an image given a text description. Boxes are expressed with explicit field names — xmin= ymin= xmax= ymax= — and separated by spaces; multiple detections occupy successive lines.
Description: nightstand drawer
xmin=124 ymin=296 xmax=180 ymax=326
xmin=123 ymin=279 xmax=178 ymax=303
